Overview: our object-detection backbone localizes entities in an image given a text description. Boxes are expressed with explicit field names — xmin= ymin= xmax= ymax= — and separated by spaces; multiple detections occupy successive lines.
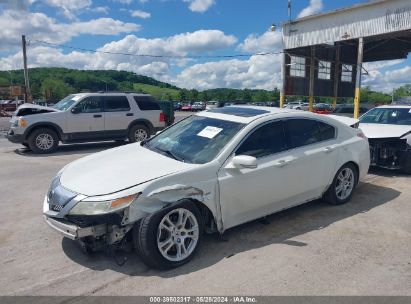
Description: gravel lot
xmin=0 ymin=114 xmax=410 ymax=296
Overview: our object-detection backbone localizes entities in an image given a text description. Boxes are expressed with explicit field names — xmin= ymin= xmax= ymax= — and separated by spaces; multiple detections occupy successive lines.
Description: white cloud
xmin=297 ymin=0 xmax=323 ymax=18
xmin=44 ymin=0 xmax=92 ymax=19
xmin=237 ymin=31 xmax=282 ymax=53
xmin=0 ymin=30 xmax=238 ymax=85
xmin=183 ymin=0 xmax=215 ymax=13
xmin=0 ymin=10 xmax=140 ymax=51
xmin=0 ymin=0 xmax=33 ymax=10
xmin=175 ymin=54 xmax=282 ymax=90
xmin=131 ymin=9 xmax=151 ymax=19
xmin=90 ymin=6 xmax=110 ymax=14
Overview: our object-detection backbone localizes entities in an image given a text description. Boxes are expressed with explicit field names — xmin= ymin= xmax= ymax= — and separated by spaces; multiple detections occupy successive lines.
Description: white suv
xmin=7 ymin=93 xmax=166 ymax=153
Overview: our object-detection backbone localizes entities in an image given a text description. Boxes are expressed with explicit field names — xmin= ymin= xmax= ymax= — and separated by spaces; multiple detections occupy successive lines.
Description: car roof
xmin=198 ymin=105 xmax=305 ymax=123
xmin=71 ymin=92 xmax=152 ymax=97
xmin=376 ymin=104 xmax=411 ymax=109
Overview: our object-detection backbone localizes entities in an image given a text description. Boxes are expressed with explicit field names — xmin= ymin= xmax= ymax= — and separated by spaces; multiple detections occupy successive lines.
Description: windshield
xmin=146 ymin=115 xmax=245 ymax=164
xmin=52 ymin=95 xmax=77 ymax=111
xmin=360 ymin=108 xmax=411 ymax=125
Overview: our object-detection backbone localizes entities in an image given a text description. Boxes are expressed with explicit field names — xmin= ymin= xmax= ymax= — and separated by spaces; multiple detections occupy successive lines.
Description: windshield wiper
xmin=159 ymin=148 xmax=185 ymax=162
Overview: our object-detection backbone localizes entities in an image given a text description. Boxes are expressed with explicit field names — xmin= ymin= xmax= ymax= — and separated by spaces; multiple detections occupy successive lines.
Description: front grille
xmin=49 ymin=203 xmax=63 ymax=212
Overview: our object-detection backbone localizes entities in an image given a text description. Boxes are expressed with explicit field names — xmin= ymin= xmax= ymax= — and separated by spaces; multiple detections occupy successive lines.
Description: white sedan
xmin=43 ymin=106 xmax=370 ymax=269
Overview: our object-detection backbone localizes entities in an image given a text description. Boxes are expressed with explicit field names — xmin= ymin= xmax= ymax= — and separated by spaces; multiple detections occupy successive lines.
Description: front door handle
xmin=93 ymin=114 xmax=102 ymax=118
xmin=323 ymin=146 xmax=335 ymax=153
xmin=126 ymin=113 xmax=134 ymax=116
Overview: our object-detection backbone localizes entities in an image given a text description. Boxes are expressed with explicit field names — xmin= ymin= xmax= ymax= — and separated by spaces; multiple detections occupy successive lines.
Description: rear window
xmin=102 ymin=96 xmax=130 ymax=112
xmin=134 ymin=96 xmax=161 ymax=110
xmin=209 ymin=107 xmax=269 ymax=117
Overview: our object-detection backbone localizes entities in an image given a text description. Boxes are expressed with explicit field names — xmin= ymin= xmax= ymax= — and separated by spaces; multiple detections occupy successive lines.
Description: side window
xmin=287 ymin=119 xmax=322 ymax=148
xmin=102 ymin=96 xmax=130 ymax=112
xmin=318 ymin=121 xmax=336 ymax=141
xmin=134 ymin=96 xmax=161 ymax=110
xmin=236 ymin=121 xmax=288 ymax=158
xmin=73 ymin=96 xmax=102 ymax=113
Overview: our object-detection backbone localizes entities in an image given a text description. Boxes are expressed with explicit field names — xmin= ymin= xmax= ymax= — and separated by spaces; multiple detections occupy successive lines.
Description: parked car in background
xmin=206 ymin=101 xmax=219 ymax=110
xmin=294 ymin=103 xmax=310 ymax=111
xmin=0 ymin=100 xmax=20 ymax=112
xmin=333 ymin=104 xmax=369 ymax=117
xmin=173 ymin=102 xmax=182 ymax=111
xmin=313 ymin=103 xmax=334 ymax=114
xmin=6 ymin=93 xmax=166 ymax=153
xmin=43 ymin=106 xmax=370 ymax=269
xmin=359 ymin=105 xmax=411 ymax=174
xmin=192 ymin=102 xmax=205 ymax=111
xmin=284 ymin=101 xmax=305 ymax=109
xmin=181 ymin=103 xmax=192 ymax=111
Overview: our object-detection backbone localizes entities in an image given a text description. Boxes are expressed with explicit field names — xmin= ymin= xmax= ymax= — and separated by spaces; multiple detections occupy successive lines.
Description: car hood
xmin=60 ymin=143 xmax=196 ymax=196
xmin=359 ymin=123 xmax=411 ymax=139
xmin=15 ymin=103 xmax=60 ymax=116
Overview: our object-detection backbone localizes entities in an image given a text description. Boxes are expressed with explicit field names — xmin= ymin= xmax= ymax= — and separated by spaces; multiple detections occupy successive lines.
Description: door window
xmin=287 ymin=119 xmax=335 ymax=148
xmin=236 ymin=121 xmax=288 ymax=158
xmin=73 ymin=97 xmax=102 ymax=113
xmin=287 ymin=119 xmax=322 ymax=148
xmin=102 ymin=96 xmax=130 ymax=112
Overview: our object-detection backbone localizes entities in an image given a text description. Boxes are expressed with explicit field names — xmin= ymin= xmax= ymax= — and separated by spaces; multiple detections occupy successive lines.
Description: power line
xmin=30 ymin=39 xmax=285 ymax=59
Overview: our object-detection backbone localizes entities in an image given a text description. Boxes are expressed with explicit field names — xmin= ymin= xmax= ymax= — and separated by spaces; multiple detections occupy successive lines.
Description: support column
xmin=333 ymin=43 xmax=340 ymax=108
xmin=308 ymin=46 xmax=315 ymax=112
xmin=354 ymin=37 xmax=364 ymax=119
xmin=280 ymin=52 xmax=286 ymax=108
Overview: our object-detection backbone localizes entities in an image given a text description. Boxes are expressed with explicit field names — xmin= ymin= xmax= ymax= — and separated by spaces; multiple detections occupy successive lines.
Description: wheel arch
xmin=24 ymin=122 xmax=63 ymax=141
xmin=128 ymin=119 xmax=154 ymax=134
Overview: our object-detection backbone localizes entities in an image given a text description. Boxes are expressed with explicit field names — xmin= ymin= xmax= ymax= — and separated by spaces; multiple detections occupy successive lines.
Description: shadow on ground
xmin=62 ymin=181 xmax=401 ymax=277
xmin=13 ymin=141 xmax=126 ymax=157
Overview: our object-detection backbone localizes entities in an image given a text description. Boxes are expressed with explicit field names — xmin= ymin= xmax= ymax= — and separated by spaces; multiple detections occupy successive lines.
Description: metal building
xmin=280 ymin=0 xmax=411 ymax=118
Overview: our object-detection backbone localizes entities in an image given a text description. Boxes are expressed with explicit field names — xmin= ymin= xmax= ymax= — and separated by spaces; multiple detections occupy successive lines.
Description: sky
xmin=0 ymin=0 xmax=410 ymax=92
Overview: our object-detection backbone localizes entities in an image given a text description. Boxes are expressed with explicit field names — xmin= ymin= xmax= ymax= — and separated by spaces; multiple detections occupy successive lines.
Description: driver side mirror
xmin=71 ymin=107 xmax=80 ymax=114
xmin=227 ymin=155 xmax=258 ymax=169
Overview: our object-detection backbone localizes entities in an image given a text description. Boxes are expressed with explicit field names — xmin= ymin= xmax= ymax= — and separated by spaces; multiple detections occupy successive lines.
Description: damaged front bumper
xmin=44 ymin=216 xmax=107 ymax=240
xmin=369 ymin=138 xmax=411 ymax=171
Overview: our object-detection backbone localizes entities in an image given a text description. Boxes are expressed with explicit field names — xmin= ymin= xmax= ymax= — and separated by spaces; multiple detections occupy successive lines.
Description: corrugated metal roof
xmin=283 ymin=0 xmax=411 ymax=49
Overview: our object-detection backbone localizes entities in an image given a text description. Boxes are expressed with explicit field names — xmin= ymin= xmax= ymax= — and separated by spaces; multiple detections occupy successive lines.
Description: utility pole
xmin=22 ymin=35 xmax=31 ymax=103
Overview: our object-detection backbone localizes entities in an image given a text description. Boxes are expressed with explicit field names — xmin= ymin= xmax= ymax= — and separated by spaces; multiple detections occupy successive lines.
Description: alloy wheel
xmin=335 ymin=167 xmax=355 ymax=200
xmin=157 ymin=208 xmax=199 ymax=262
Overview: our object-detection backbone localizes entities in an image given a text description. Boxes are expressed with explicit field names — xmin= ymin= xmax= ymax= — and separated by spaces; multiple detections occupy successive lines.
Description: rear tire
xmin=128 ymin=124 xmax=149 ymax=143
xmin=27 ymin=128 xmax=59 ymax=154
xmin=134 ymin=201 xmax=203 ymax=269
xmin=323 ymin=163 xmax=358 ymax=205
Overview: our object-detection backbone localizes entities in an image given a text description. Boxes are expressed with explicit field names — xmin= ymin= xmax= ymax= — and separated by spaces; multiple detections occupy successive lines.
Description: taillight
xmin=159 ymin=112 xmax=165 ymax=122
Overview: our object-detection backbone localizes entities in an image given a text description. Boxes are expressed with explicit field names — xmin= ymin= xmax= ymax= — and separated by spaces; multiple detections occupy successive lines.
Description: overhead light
xmin=270 ymin=24 xmax=277 ymax=32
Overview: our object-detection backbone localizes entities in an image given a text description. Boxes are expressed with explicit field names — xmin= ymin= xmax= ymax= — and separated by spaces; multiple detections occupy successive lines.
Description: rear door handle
xmin=275 ymin=159 xmax=293 ymax=167
xmin=93 ymin=114 xmax=102 ymax=118
xmin=126 ymin=113 xmax=134 ymax=116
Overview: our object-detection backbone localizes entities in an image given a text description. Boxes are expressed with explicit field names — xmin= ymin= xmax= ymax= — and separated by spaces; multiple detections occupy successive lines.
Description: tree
xmin=41 ymin=78 xmax=74 ymax=102
xmin=178 ymin=89 xmax=188 ymax=102
xmin=0 ymin=77 xmax=9 ymax=86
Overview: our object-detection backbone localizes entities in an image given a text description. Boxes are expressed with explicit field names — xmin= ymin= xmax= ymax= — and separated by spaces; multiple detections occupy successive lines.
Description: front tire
xmin=27 ymin=128 xmax=59 ymax=153
xmin=134 ymin=201 xmax=203 ymax=269
xmin=323 ymin=163 xmax=358 ymax=205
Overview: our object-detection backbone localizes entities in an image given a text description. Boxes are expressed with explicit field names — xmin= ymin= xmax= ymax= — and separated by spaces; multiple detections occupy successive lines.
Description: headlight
xmin=68 ymin=193 xmax=140 ymax=215
xmin=18 ymin=118 xmax=28 ymax=127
